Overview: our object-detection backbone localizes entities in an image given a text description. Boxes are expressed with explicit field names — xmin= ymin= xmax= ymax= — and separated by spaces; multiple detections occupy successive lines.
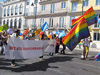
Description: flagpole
xmin=82 ymin=0 xmax=84 ymax=15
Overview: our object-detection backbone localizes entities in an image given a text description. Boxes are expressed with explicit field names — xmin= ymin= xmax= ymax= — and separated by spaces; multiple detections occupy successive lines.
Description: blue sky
xmin=0 ymin=0 xmax=7 ymax=2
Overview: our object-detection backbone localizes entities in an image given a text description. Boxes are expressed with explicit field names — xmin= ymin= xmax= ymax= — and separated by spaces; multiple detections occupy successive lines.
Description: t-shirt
xmin=84 ymin=38 xmax=90 ymax=47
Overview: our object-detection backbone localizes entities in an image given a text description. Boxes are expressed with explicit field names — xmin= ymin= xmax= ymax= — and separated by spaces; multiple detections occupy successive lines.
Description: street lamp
xmin=82 ymin=0 xmax=87 ymax=15
xmin=31 ymin=2 xmax=37 ymax=31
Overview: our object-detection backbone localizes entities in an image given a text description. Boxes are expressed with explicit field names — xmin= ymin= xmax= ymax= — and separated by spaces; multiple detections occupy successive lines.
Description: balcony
xmin=40 ymin=0 xmax=67 ymax=5
xmin=24 ymin=8 xmax=69 ymax=18
xmin=24 ymin=12 xmax=38 ymax=17
xmin=70 ymin=0 xmax=79 ymax=2
xmin=4 ymin=0 xmax=25 ymax=6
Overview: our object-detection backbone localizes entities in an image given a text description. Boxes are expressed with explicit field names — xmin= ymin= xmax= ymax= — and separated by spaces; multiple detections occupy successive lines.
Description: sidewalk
xmin=59 ymin=45 xmax=100 ymax=52
xmin=75 ymin=47 xmax=100 ymax=52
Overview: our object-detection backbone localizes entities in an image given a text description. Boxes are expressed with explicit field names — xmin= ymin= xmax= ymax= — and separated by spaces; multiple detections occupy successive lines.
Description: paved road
xmin=0 ymin=48 xmax=100 ymax=75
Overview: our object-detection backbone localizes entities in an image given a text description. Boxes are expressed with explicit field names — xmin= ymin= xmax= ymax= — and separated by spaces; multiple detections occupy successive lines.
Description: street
xmin=0 ymin=48 xmax=100 ymax=75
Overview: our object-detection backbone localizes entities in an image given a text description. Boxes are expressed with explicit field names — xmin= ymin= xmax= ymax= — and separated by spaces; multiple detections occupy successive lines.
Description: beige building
xmin=24 ymin=0 xmax=70 ymax=35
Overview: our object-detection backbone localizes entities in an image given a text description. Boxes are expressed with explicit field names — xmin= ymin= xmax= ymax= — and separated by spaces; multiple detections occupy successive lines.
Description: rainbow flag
xmin=62 ymin=18 xmax=90 ymax=51
xmin=71 ymin=7 xmax=97 ymax=28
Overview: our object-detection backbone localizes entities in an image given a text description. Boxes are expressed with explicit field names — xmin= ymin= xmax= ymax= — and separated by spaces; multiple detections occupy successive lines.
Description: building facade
xmin=24 ymin=0 xmax=70 ymax=35
xmin=2 ymin=0 xmax=26 ymax=32
xmin=0 ymin=1 xmax=3 ymax=26
xmin=68 ymin=0 xmax=100 ymax=48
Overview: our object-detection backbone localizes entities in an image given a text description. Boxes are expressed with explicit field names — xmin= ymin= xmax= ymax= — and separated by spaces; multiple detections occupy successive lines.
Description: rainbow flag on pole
xmin=71 ymin=7 xmax=97 ymax=28
xmin=62 ymin=18 xmax=90 ymax=51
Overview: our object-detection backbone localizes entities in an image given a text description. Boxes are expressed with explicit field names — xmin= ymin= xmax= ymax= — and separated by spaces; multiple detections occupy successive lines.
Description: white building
xmin=0 ymin=1 xmax=3 ymax=26
xmin=24 ymin=0 xmax=70 ymax=35
xmin=2 ymin=0 xmax=26 ymax=32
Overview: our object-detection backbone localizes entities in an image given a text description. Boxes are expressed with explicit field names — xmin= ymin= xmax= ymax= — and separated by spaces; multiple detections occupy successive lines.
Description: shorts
xmin=85 ymin=46 xmax=89 ymax=52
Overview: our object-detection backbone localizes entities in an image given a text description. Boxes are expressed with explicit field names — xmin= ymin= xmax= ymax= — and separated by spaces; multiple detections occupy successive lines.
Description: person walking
xmin=49 ymin=34 xmax=56 ymax=56
xmin=83 ymin=37 xmax=91 ymax=60
xmin=11 ymin=30 xmax=20 ymax=66
xmin=60 ymin=37 xmax=66 ymax=54
xmin=39 ymin=34 xmax=45 ymax=60
xmin=55 ymin=36 xmax=60 ymax=55
xmin=82 ymin=39 xmax=85 ymax=60
xmin=0 ymin=33 xmax=3 ymax=54
xmin=1 ymin=32 xmax=7 ymax=54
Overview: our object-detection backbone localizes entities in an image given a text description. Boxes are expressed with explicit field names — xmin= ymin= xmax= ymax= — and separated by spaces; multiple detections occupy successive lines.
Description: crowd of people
xmin=0 ymin=29 xmax=94 ymax=66
xmin=0 ymin=29 xmax=67 ymax=66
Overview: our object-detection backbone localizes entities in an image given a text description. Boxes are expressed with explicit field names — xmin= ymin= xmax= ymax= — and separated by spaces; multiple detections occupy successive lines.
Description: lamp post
xmin=82 ymin=0 xmax=87 ymax=15
xmin=82 ymin=0 xmax=84 ymax=15
xmin=31 ymin=2 xmax=37 ymax=31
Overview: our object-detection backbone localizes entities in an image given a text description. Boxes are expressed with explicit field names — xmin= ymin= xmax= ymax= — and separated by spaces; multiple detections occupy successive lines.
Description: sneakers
xmin=39 ymin=58 xmax=43 ymax=60
xmin=11 ymin=64 xmax=15 ymax=67
xmin=61 ymin=51 xmax=65 ymax=54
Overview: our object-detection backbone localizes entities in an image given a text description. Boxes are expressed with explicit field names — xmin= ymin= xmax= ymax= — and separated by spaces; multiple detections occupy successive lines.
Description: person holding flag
xmin=60 ymin=36 xmax=66 ymax=54
xmin=11 ymin=29 xmax=20 ymax=66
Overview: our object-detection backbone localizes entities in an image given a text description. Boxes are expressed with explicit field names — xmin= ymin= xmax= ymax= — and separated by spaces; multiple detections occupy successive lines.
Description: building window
xmin=72 ymin=2 xmax=77 ymax=12
xmin=49 ymin=18 xmax=53 ymax=27
xmin=59 ymin=17 xmax=64 ymax=28
xmin=40 ymin=18 xmax=44 ymax=27
xmin=3 ymin=20 xmax=5 ymax=25
xmin=34 ymin=0 xmax=38 ymax=4
xmin=83 ymin=0 xmax=89 ymax=7
xmin=94 ymin=14 xmax=99 ymax=28
xmin=61 ymin=2 xmax=66 ymax=8
xmin=7 ymin=7 xmax=10 ymax=16
xmin=96 ymin=0 xmax=100 ymax=5
xmin=10 ymin=19 xmax=13 ymax=28
xmin=32 ymin=19 xmax=36 ymax=27
xmin=25 ymin=19 xmax=28 ymax=26
xmin=50 ymin=4 xmax=55 ymax=13
xmin=15 ymin=6 xmax=18 ymax=15
xmin=34 ymin=7 xmax=37 ymax=15
xmin=70 ymin=16 xmax=75 ymax=27
xmin=42 ymin=5 xmax=45 ymax=11
xmin=7 ymin=19 xmax=9 ymax=28
xmin=93 ymin=32 xmax=100 ymax=41
xmin=4 ymin=8 xmax=6 ymax=16
xmin=26 ymin=8 xmax=29 ymax=16
xmin=11 ymin=7 xmax=13 ymax=15
xmin=14 ymin=19 xmax=17 ymax=29
xmin=19 ymin=5 xmax=23 ymax=14
xmin=18 ymin=18 xmax=21 ymax=28
xmin=27 ymin=0 xmax=30 ymax=5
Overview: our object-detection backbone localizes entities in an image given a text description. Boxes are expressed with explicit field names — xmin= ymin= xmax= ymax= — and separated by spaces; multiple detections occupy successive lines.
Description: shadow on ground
xmin=0 ymin=55 xmax=74 ymax=72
